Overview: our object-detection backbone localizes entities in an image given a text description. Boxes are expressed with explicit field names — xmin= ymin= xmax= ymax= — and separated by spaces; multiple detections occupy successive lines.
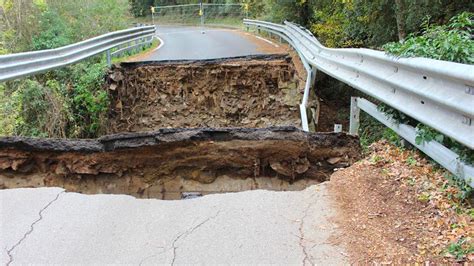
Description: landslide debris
xmin=0 ymin=127 xmax=361 ymax=199
xmin=106 ymin=54 xmax=303 ymax=133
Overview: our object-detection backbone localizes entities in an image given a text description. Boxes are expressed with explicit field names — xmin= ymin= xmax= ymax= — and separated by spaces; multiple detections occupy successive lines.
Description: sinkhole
xmin=0 ymin=55 xmax=361 ymax=200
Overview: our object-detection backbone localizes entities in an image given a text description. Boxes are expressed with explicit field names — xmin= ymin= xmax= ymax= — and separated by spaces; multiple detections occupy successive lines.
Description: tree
xmin=394 ymin=0 xmax=406 ymax=41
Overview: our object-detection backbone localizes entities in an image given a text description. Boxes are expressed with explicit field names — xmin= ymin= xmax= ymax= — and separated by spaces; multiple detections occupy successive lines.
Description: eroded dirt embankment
xmin=0 ymin=127 xmax=360 ymax=199
xmin=106 ymin=54 xmax=303 ymax=133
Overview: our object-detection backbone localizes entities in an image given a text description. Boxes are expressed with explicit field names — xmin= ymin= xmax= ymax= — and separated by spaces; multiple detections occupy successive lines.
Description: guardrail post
xmin=349 ymin=97 xmax=360 ymax=135
xmin=135 ymin=39 xmax=140 ymax=53
xmin=106 ymin=50 xmax=111 ymax=67
xmin=200 ymin=2 xmax=205 ymax=29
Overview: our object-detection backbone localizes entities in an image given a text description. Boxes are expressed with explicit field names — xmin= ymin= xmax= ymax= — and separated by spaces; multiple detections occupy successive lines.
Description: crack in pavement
xmin=170 ymin=210 xmax=221 ymax=265
xmin=298 ymin=194 xmax=318 ymax=266
xmin=6 ymin=191 xmax=64 ymax=266
xmin=138 ymin=248 xmax=165 ymax=266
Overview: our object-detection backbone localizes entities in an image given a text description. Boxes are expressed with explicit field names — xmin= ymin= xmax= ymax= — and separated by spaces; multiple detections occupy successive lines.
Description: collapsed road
xmin=0 ymin=127 xmax=360 ymax=200
xmin=106 ymin=54 xmax=309 ymax=133
xmin=1 ymin=43 xmax=362 ymax=264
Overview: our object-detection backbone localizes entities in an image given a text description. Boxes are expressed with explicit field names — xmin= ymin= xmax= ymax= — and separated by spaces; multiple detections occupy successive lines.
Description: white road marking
xmin=255 ymin=36 xmax=279 ymax=48
xmin=153 ymin=35 xmax=165 ymax=52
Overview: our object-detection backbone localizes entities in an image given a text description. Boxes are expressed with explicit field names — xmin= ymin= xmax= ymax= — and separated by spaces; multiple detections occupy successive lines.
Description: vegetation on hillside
xmin=0 ymin=0 xmax=130 ymax=138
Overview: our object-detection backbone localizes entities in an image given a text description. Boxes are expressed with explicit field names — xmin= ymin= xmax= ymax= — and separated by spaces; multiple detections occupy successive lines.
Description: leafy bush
xmin=8 ymin=79 xmax=70 ymax=138
xmin=0 ymin=0 xmax=132 ymax=139
xmin=32 ymin=9 xmax=72 ymax=50
xmin=0 ymin=59 xmax=109 ymax=138
xmin=383 ymin=12 xmax=474 ymax=64
xmin=0 ymin=83 xmax=18 ymax=136
xmin=69 ymin=62 xmax=109 ymax=138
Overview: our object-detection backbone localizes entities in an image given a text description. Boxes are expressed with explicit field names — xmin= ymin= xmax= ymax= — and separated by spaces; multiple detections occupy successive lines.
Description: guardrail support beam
xmin=355 ymin=97 xmax=474 ymax=187
xmin=349 ymin=97 xmax=360 ymax=135
xmin=106 ymin=50 xmax=111 ymax=67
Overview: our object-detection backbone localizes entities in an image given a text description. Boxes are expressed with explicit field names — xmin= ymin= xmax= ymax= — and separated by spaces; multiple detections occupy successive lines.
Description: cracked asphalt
xmin=1 ymin=184 xmax=347 ymax=265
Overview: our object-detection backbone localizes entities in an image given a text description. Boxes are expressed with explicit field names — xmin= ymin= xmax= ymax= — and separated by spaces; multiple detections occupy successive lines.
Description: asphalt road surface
xmin=140 ymin=25 xmax=280 ymax=61
xmin=1 ymin=185 xmax=347 ymax=265
xmin=0 ymin=27 xmax=348 ymax=265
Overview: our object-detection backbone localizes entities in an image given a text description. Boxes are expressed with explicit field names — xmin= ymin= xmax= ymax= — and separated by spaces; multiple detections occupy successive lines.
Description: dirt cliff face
xmin=0 ymin=127 xmax=361 ymax=199
xmin=106 ymin=54 xmax=303 ymax=133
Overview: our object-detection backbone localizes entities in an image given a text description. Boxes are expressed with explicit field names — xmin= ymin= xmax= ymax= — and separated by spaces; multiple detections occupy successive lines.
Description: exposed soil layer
xmin=106 ymin=54 xmax=303 ymax=133
xmin=0 ymin=127 xmax=361 ymax=200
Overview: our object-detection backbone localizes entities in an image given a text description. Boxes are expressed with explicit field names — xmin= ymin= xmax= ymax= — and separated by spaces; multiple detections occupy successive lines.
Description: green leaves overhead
xmin=383 ymin=12 xmax=473 ymax=64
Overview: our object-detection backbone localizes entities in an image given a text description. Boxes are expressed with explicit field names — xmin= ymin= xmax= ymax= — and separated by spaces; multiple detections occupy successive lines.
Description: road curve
xmin=136 ymin=25 xmax=283 ymax=61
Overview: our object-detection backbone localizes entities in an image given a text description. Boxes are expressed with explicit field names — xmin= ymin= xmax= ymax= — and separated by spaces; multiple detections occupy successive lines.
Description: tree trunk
xmin=394 ymin=0 xmax=407 ymax=42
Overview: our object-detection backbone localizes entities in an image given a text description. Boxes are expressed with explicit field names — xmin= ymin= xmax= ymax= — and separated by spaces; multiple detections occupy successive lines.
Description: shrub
xmin=11 ymin=79 xmax=69 ymax=137
xmin=383 ymin=12 xmax=473 ymax=64
xmin=69 ymin=62 xmax=109 ymax=138
xmin=32 ymin=9 xmax=72 ymax=50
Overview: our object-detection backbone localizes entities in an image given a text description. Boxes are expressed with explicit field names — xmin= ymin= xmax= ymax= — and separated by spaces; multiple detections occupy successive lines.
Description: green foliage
xmin=444 ymin=173 xmax=473 ymax=201
xmin=374 ymin=104 xmax=474 ymax=167
xmin=13 ymin=80 xmax=51 ymax=137
xmin=32 ymin=9 xmax=72 ymax=50
xmin=0 ymin=59 xmax=109 ymax=138
xmin=0 ymin=0 xmax=133 ymax=138
xmin=406 ymin=155 xmax=417 ymax=166
xmin=46 ymin=0 xmax=131 ymax=41
xmin=130 ymin=0 xmax=155 ymax=17
xmin=70 ymin=62 xmax=109 ymax=138
xmin=6 ymin=79 xmax=70 ymax=138
xmin=1 ymin=0 xmax=131 ymax=53
xmin=259 ymin=0 xmax=312 ymax=26
xmin=415 ymin=124 xmax=445 ymax=145
xmin=342 ymin=0 xmax=398 ymax=47
xmin=311 ymin=3 xmax=360 ymax=48
xmin=446 ymin=238 xmax=474 ymax=261
xmin=0 ymin=83 xmax=19 ymax=135
xmin=377 ymin=103 xmax=410 ymax=124
xmin=383 ymin=12 xmax=474 ymax=64
xmin=414 ymin=124 xmax=474 ymax=166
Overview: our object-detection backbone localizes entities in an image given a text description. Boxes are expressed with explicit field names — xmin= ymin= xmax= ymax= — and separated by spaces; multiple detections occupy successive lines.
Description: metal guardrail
xmin=245 ymin=19 xmax=474 ymax=186
xmin=107 ymin=35 xmax=155 ymax=66
xmin=351 ymin=97 xmax=474 ymax=187
xmin=0 ymin=26 xmax=156 ymax=82
xmin=244 ymin=19 xmax=474 ymax=150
